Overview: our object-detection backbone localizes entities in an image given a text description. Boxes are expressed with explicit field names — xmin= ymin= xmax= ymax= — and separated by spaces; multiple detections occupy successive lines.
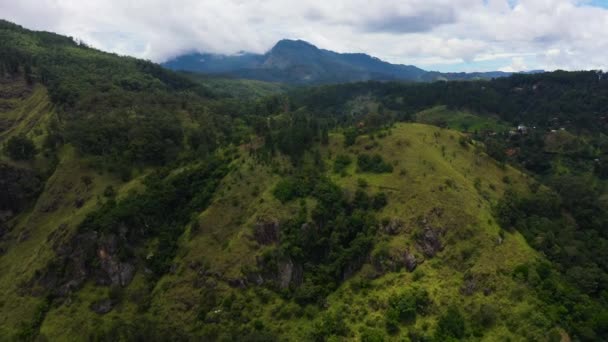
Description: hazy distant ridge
xmin=163 ymin=39 xmax=542 ymax=84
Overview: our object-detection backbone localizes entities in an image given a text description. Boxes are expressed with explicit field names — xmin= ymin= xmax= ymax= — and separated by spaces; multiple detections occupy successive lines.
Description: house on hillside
xmin=517 ymin=125 xmax=528 ymax=134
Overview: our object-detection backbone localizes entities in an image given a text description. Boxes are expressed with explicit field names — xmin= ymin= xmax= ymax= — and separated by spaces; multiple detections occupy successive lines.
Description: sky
xmin=1 ymin=0 xmax=608 ymax=72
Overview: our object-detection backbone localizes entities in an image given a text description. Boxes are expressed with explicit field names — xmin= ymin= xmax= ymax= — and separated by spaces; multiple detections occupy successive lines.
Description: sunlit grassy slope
xmin=25 ymin=123 xmax=551 ymax=340
xmin=415 ymin=106 xmax=511 ymax=133
xmin=0 ymin=81 xmax=150 ymax=337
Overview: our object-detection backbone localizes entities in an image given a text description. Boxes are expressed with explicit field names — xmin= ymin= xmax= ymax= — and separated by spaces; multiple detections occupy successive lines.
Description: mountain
xmin=1 ymin=19 xmax=607 ymax=341
xmin=164 ymin=39 xmax=425 ymax=84
xmin=163 ymin=39 xmax=532 ymax=84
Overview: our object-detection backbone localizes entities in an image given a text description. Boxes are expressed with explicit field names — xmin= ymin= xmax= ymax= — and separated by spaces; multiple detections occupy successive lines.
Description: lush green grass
xmin=415 ymin=106 xmax=511 ymax=133
xmin=0 ymin=84 xmax=52 ymax=141
xmin=317 ymin=123 xmax=543 ymax=340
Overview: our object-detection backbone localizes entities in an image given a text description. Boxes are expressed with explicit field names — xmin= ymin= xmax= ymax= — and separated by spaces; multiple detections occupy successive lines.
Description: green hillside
xmin=414 ymin=106 xmax=510 ymax=133
xmin=1 ymin=20 xmax=607 ymax=341
xmin=14 ymin=122 xmax=550 ymax=341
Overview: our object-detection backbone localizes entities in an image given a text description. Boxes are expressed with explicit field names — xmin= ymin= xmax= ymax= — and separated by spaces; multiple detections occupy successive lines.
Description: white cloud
xmin=500 ymin=57 xmax=529 ymax=72
xmin=0 ymin=0 xmax=607 ymax=71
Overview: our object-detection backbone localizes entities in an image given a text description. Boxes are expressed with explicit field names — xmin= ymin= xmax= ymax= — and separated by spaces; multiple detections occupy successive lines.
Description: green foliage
xmin=87 ymin=316 xmax=186 ymax=341
xmin=4 ymin=135 xmax=36 ymax=160
xmin=484 ymin=138 xmax=506 ymax=163
xmin=0 ymin=21 xmax=231 ymax=169
xmin=343 ymin=128 xmax=358 ymax=147
xmin=16 ymin=296 xmax=51 ymax=341
xmin=80 ymin=156 xmax=228 ymax=277
xmin=372 ymin=192 xmax=388 ymax=210
xmin=333 ymin=154 xmax=352 ymax=174
xmin=435 ymin=306 xmax=465 ymax=340
xmin=357 ymin=154 xmax=393 ymax=173
xmin=270 ymin=171 xmax=382 ymax=304
xmin=311 ymin=309 xmax=349 ymax=341
xmin=272 ymin=173 xmax=318 ymax=203
xmin=385 ymin=288 xmax=431 ymax=332
xmin=471 ymin=304 xmax=498 ymax=336
xmin=496 ymin=177 xmax=608 ymax=340
xmin=360 ymin=327 xmax=386 ymax=342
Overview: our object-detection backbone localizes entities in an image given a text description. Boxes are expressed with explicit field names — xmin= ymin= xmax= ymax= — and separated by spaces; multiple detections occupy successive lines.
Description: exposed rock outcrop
xmin=277 ymin=258 xmax=303 ymax=289
xmin=403 ymin=250 xmax=418 ymax=272
xmin=95 ymin=234 xmax=135 ymax=287
xmin=247 ymin=255 xmax=303 ymax=290
xmin=29 ymin=231 xmax=136 ymax=298
xmin=381 ymin=218 xmax=404 ymax=235
xmin=460 ymin=273 xmax=492 ymax=296
xmin=252 ymin=219 xmax=280 ymax=245
xmin=416 ymin=226 xmax=444 ymax=258
xmin=90 ymin=299 xmax=114 ymax=314
xmin=372 ymin=248 xmax=418 ymax=274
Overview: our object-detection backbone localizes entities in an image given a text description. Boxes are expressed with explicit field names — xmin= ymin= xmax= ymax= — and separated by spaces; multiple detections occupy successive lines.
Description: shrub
xmin=4 ymin=134 xmax=36 ymax=160
xmin=473 ymin=304 xmax=498 ymax=331
xmin=312 ymin=309 xmax=349 ymax=340
xmin=360 ymin=327 xmax=387 ymax=342
xmin=357 ymin=178 xmax=369 ymax=188
xmin=103 ymin=185 xmax=116 ymax=198
xmin=385 ymin=288 xmax=431 ymax=331
xmin=344 ymin=128 xmax=358 ymax=147
xmin=459 ymin=136 xmax=470 ymax=149
xmin=272 ymin=177 xmax=309 ymax=203
xmin=372 ymin=192 xmax=388 ymax=210
xmin=333 ymin=154 xmax=352 ymax=174
xmin=436 ymin=306 xmax=465 ymax=339
xmin=357 ymin=154 xmax=393 ymax=173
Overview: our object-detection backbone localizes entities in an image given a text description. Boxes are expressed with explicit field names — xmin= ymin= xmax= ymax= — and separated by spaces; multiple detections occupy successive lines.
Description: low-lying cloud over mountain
xmin=1 ymin=0 xmax=607 ymax=72
xmin=163 ymin=39 xmax=530 ymax=84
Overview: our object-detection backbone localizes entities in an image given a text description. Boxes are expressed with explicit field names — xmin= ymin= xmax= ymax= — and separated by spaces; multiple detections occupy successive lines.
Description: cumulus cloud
xmin=0 ymin=0 xmax=607 ymax=71
xmin=500 ymin=57 xmax=529 ymax=72
xmin=362 ymin=9 xmax=456 ymax=33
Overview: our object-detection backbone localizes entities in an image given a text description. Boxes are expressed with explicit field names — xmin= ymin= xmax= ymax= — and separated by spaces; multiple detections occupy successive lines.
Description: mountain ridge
xmin=163 ymin=39 xmax=539 ymax=84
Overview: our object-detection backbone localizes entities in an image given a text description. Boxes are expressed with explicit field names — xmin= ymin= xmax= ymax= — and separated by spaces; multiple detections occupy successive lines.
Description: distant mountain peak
xmin=270 ymin=39 xmax=320 ymax=55
xmin=163 ymin=39 xmax=527 ymax=84
xmin=272 ymin=39 xmax=317 ymax=49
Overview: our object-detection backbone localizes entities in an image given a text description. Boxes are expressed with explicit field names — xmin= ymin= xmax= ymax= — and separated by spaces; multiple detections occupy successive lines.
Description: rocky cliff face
xmin=28 ymin=231 xmax=135 ymax=300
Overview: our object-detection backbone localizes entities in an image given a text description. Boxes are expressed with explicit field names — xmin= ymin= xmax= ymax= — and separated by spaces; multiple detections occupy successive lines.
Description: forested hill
xmin=0 ymin=19 xmax=242 ymax=167
xmin=287 ymin=70 xmax=608 ymax=134
xmin=1 ymin=19 xmax=608 ymax=341
xmin=163 ymin=39 xmax=532 ymax=84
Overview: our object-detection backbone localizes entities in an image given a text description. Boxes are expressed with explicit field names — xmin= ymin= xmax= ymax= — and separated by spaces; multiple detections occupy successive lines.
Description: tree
xmin=81 ymin=175 xmax=93 ymax=189
xmin=436 ymin=307 xmax=465 ymax=339
xmin=4 ymin=135 xmax=36 ymax=160
xmin=344 ymin=128 xmax=358 ymax=147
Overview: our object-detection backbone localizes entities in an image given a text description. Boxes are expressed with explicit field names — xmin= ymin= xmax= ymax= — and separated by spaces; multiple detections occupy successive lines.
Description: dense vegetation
xmin=4 ymin=135 xmax=36 ymax=160
xmin=79 ymin=155 xmax=230 ymax=277
xmin=0 ymin=19 xmax=245 ymax=172
xmin=496 ymin=177 xmax=608 ymax=340
xmin=288 ymin=71 xmax=608 ymax=133
xmin=270 ymin=166 xmax=388 ymax=305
